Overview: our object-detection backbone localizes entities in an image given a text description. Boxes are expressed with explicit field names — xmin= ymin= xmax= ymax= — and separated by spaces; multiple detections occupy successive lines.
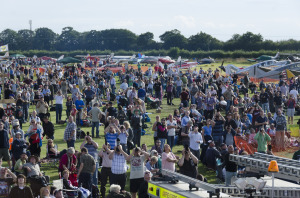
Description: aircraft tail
xmin=177 ymin=56 xmax=181 ymax=63
xmin=131 ymin=54 xmax=136 ymax=59
xmin=274 ymin=52 xmax=280 ymax=59
xmin=57 ymin=55 xmax=64 ymax=60
xmin=110 ymin=53 xmax=114 ymax=58
xmin=4 ymin=52 xmax=9 ymax=57
xmin=223 ymin=64 xmax=240 ymax=76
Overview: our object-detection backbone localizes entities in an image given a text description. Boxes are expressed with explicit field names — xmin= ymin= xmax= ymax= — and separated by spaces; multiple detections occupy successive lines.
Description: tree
xmin=80 ymin=30 xmax=103 ymax=50
xmin=159 ymin=29 xmax=187 ymax=49
xmin=33 ymin=27 xmax=57 ymax=50
xmin=99 ymin=29 xmax=137 ymax=51
xmin=137 ymin=32 xmax=156 ymax=50
xmin=0 ymin=29 xmax=20 ymax=50
xmin=17 ymin=29 xmax=34 ymax=50
xmin=188 ymin=32 xmax=222 ymax=51
xmin=56 ymin=27 xmax=80 ymax=51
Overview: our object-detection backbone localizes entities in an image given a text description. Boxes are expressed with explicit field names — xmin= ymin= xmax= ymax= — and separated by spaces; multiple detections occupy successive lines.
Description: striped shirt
xmin=105 ymin=133 xmax=118 ymax=149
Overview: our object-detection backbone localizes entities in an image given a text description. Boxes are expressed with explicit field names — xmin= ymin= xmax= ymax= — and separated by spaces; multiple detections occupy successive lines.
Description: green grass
xmin=5 ymin=60 xmax=299 ymax=195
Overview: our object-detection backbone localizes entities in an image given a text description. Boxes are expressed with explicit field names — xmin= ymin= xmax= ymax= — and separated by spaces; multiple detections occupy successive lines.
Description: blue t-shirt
xmin=75 ymin=100 xmax=85 ymax=110
xmin=202 ymin=125 xmax=212 ymax=136
xmin=105 ymin=133 xmax=118 ymax=149
xmin=138 ymin=89 xmax=146 ymax=98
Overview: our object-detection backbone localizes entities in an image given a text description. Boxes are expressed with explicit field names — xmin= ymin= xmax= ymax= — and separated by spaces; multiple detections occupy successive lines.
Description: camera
xmin=184 ymin=144 xmax=189 ymax=154
xmin=116 ymin=138 xmax=120 ymax=152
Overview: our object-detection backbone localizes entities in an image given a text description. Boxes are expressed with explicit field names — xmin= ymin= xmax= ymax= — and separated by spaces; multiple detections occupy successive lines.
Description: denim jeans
xmin=147 ymin=88 xmax=153 ymax=96
xmin=111 ymin=84 xmax=116 ymax=94
xmin=56 ymin=104 xmax=63 ymax=123
xmin=176 ymin=86 xmax=182 ymax=98
xmin=262 ymin=103 xmax=270 ymax=113
xmin=191 ymin=95 xmax=196 ymax=104
xmin=226 ymin=100 xmax=232 ymax=113
xmin=225 ymin=171 xmax=237 ymax=186
xmin=167 ymin=136 xmax=175 ymax=150
xmin=159 ymin=138 xmax=166 ymax=151
xmin=92 ymin=121 xmax=100 ymax=137
xmin=92 ymin=162 xmax=99 ymax=186
xmin=212 ymin=135 xmax=223 ymax=148
xmin=67 ymin=139 xmax=75 ymax=148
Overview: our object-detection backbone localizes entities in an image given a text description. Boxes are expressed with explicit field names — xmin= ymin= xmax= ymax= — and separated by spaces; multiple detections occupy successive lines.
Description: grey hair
xmin=110 ymin=184 xmax=121 ymax=193
xmin=67 ymin=147 xmax=75 ymax=155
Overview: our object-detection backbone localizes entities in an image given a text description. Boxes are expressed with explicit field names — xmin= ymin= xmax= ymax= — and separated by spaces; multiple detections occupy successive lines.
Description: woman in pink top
xmin=162 ymin=144 xmax=178 ymax=172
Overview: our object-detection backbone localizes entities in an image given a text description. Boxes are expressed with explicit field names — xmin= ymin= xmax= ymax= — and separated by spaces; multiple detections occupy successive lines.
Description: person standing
xmin=108 ymin=145 xmax=129 ymax=191
xmin=127 ymin=147 xmax=150 ymax=198
xmin=75 ymin=95 xmax=85 ymax=125
xmin=54 ymin=90 xmax=64 ymax=124
xmin=36 ymin=97 xmax=48 ymax=121
xmin=178 ymin=147 xmax=198 ymax=178
xmin=166 ymin=81 xmax=174 ymax=105
xmin=80 ymin=136 xmax=99 ymax=186
xmin=167 ymin=114 xmax=177 ymax=150
xmin=162 ymin=144 xmax=178 ymax=172
xmin=224 ymin=145 xmax=238 ymax=186
xmin=254 ymin=128 xmax=271 ymax=153
xmin=63 ymin=116 xmax=77 ymax=148
xmin=287 ymin=94 xmax=296 ymax=125
xmin=99 ymin=144 xmax=112 ymax=198
xmin=88 ymin=103 xmax=102 ymax=138
xmin=188 ymin=126 xmax=203 ymax=160
xmin=78 ymin=147 xmax=96 ymax=193
xmin=0 ymin=121 xmax=10 ymax=169
xmin=131 ymin=110 xmax=142 ymax=147
xmin=275 ymin=110 xmax=287 ymax=151
xmin=84 ymin=86 xmax=95 ymax=106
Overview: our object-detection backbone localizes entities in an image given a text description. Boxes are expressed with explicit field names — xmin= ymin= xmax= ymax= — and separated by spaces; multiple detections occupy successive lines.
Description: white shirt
xmin=188 ymin=132 xmax=203 ymax=150
xmin=167 ymin=120 xmax=177 ymax=136
xmin=290 ymin=89 xmax=298 ymax=101
xmin=55 ymin=95 xmax=64 ymax=104
xmin=127 ymin=90 xmax=132 ymax=98
xmin=110 ymin=78 xmax=116 ymax=85
xmin=120 ymin=83 xmax=128 ymax=91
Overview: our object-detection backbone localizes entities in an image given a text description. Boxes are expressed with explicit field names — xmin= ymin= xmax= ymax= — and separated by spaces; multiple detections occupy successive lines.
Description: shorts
xmin=0 ymin=148 xmax=10 ymax=161
xmin=130 ymin=177 xmax=144 ymax=193
xmin=287 ymin=108 xmax=295 ymax=117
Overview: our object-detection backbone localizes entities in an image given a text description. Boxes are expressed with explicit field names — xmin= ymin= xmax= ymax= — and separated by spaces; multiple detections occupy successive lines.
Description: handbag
xmin=127 ymin=140 xmax=134 ymax=150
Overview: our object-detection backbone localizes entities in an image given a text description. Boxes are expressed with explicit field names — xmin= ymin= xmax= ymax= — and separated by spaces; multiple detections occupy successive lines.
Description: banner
xmin=234 ymin=136 xmax=256 ymax=154
xmin=0 ymin=45 xmax=8 ymax=52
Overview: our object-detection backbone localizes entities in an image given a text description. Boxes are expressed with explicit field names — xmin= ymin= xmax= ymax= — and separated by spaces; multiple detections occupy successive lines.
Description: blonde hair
xmin=123 ymin=121 xmax=131 ymax=129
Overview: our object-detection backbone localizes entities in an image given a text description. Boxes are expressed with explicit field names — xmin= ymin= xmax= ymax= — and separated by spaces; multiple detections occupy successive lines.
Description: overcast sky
xmin=1 ymin=0 xmax=300 ymax=41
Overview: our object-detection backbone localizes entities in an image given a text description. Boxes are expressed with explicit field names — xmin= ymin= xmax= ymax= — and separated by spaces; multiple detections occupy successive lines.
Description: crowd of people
xmin=0 ymin=58 xmax=299 ymax=197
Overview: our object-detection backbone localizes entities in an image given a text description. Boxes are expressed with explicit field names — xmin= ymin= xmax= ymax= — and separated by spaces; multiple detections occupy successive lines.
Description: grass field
xmin=5 ymin=59 xmax=300 ymax=195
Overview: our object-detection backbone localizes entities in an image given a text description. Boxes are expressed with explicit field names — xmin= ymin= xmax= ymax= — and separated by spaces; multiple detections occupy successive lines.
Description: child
xmin=118 ymin=125 xmax=129 ymax=153
xmin=106 ymin=88 xmax=110 ymax=101
xmin=70 ymin=104 xmax=77 ymax=121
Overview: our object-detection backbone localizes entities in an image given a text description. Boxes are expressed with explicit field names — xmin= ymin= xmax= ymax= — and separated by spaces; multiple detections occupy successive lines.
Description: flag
xmin=281 ymin=70 xmax=287 ymax=82
xmin=79 ymin=187 xmax=91 ymax=198
xmin=286 ymin=69 xmax=295 ymax=79
xmin=234 ymin=136 xmax=256 ymax=154
xmin=0 ymin=45 xmax=8 ymax=52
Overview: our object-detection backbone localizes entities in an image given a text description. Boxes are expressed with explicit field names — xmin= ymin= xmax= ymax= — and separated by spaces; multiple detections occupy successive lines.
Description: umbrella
xmin=56 ymin=57 xmax=81 ymax=64
xmin=10 ymin=54 xmax=26 ymax=58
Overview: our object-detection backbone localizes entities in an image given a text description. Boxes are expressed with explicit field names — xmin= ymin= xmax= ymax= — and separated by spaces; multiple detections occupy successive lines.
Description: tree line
xmin=1 ymin=27 xmax=300 ymax=53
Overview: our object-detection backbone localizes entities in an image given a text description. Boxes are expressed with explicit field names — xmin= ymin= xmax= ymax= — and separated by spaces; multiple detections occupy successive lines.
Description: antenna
xmin=29 ymin=20 xmax=32 ymax=31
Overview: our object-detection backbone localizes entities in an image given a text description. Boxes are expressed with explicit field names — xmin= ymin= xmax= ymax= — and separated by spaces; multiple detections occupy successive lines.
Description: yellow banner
xmin=0 ymin=45 xmax=8 ymax=52
xmin=148 ymin=183 xmax=186 ymax=198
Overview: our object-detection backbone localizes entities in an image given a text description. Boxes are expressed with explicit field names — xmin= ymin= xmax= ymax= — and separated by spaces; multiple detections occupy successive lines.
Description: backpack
xmin=157 ymin=122 xmax=168 ymax=139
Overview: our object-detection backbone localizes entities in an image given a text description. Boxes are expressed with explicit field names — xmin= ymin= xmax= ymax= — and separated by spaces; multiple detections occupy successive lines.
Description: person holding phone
xmin=254 ymin=128 xmax=271 ymax=153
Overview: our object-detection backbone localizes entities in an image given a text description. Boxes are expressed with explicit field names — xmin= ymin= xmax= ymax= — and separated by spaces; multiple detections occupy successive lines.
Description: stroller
xmin=146 ymin=96 xmax=160 ymax=109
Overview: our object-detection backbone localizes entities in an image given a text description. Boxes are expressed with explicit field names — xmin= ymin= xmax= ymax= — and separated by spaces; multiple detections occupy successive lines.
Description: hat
xmin=15 ymin=131 xmax=22 ymax=136
xmin=208 ymin=140 xmax=214 ymax=144
xmin=12 ymin=119 xmax=20 ymax=127
xmin=29 ymin=155 xmax=39 ymax=162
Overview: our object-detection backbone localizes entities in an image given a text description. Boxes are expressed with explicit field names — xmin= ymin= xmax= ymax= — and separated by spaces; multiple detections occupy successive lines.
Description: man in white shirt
xmin=166 ymin=114 xmax=177 ymax=150
xmin=110 ymin=76 xmax=116 ymax=94
xmin=290 ymin=87 xmax=298 ymax=102
xmin=120 ymin=80 xmax=128 ymax=91
xmin=188 ymin=125 xmax=203 ymax=160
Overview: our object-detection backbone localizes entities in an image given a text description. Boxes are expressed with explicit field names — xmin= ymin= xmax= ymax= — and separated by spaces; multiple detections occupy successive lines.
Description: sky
xmin=1 ymin=0 xmax=300 ymax=42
